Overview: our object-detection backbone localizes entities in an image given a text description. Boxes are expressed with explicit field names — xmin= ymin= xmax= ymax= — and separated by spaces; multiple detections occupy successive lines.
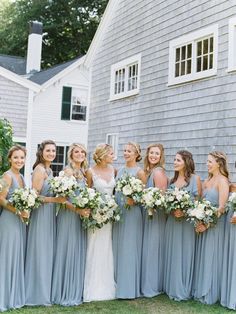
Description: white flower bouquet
xmin=186 ymin=198 xmax=218 ymax=233
xmin=9 ymin=187 xmax=41 ymax=224
xmin=115 ymin=173 xmax=144 ymax=209
xmin=165 ymin=187 xmax=193 ymax=219
xmin=88 ymin=194 xmax=121 ymax=230
xmin=72 ymin=186 xmax=101 ymax=211
xmin=226 ymin=192 xmax=236 ymax=216
xmin=141 ymin=187 xmax=166 ymax=218
xmin=49 ymin=171 xmax=78 ymax=198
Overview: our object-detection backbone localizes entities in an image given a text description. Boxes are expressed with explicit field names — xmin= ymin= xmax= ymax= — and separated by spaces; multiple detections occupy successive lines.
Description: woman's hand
xmin=19 ymin=210 xmax=30 ymax=219
xmin=126 ymin=197 xmax=135 ymax=206
xmin=55 ymin=196 xmax=67 ymax=204
xmin=195 ymin=222 xmax=208 ymax=233
xmin=173 ymin=209 xmax=184 ymax=218
xmin=77 ymin=208 xmax=90 ymax=218
xmin=230 ymin=213 xmax=236 ymax=224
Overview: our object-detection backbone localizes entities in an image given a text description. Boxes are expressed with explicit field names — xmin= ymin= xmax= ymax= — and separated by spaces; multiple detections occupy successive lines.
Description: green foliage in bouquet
xmin=0 ymin=119 xmax=13 ymax=175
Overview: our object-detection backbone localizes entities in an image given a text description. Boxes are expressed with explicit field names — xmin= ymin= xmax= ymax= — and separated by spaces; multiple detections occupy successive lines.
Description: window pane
xmin=175 ymin=63 xmax=180 ymax=77
xmin=187 ymin=44 xmax=192 ymax=58
xmin=61 ymin=87 xmax=71 ymax=120
xmin=203 ymin=39 xmax=209 ymax=54
xmin=181 ymin=61 xmax=185 ymax=75
xmin=209 ymin=53 xmax=213 ymax=69
xmin=197 ymin=57 xmax=202 ymax=72
xmin=181 ymin=46 xmax=186 ymax=59
xmin=203 ymin=55 xmax=208 ymax=70
xmin=197 ymin=41 xmax=202 ymax=56
xmin=187 ymin=60 xmax=191 ymax=74
xmin=210 ymin=37 xmax=214 ymax=52
xmin=176 ymin=48 xmax=180 ymax=62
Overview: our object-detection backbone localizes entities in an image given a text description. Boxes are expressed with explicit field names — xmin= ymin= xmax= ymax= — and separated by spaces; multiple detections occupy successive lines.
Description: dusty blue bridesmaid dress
xmin=220 ymin=207 xmax=236 ymax=309
xmin=51 ymin=176 xmax=87 ymax=306
xmin=193 ymin=187 xmax=225 ymax=304
xmin=113 ymin=166 xmax=143 ymax=299
xmin=25 ymin=168 xmax=56 ymax=306
xmin=141 ymin=169 xmax=166 ymax=297
xmin=0 ymin=170 xmax=26 ymax=312
xmin=164 ymin=175 xmax=198 ymax=300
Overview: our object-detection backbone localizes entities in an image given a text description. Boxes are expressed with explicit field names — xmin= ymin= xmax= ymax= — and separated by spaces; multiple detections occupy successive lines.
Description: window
xmin=168 ymin=25 xmax=218 ymax=85
xmin=51 ymin=145 xmax=69 ymax=176
xmin=228 ymin=17 xmax=236 ymax=72
xmin=106 ymin=133 xmax=118 ymax=160
xmin=110 ymin=54 xmax=141 ymax=100
xmin=61 ymin=86 xmax=87 ymax=121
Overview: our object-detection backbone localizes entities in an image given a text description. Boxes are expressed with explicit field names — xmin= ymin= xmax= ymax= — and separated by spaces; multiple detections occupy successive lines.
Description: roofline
xmin=0 ymin=65 xmax=40 ymax=92
xmin=84 ymin=0 xmax=118 ymax=67
xmin=41 ymin=55 xmax=87 ymax=89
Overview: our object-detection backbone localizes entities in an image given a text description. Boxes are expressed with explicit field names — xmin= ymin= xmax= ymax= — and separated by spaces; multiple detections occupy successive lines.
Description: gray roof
xmin=0 ymin=54 xmax=26 ymax=75
xmin=29 ymin=57 xmax=82 ymax=85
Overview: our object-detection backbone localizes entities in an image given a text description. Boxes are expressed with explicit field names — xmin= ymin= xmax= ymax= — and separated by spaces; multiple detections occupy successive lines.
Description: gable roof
xmin=29 ymin=57 xmax=83 ymax=85
xmin=0 ymin=54 xmax=26 ymax=75
xmin=84 ymin=0 xmax=119 ymax=67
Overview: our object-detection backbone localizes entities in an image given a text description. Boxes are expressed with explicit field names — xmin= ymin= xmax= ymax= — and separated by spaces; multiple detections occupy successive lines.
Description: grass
xmin=6 ymin=294 xmax=235 ymax=314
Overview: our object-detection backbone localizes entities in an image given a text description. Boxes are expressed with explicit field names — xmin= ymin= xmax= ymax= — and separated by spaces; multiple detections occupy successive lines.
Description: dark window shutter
xmin=61 ymin=87 xmax=72 ymax=120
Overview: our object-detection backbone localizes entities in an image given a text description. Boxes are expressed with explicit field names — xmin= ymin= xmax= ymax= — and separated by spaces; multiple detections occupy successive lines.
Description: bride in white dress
xmin=83 ymin=144 xmax=116 ymax=301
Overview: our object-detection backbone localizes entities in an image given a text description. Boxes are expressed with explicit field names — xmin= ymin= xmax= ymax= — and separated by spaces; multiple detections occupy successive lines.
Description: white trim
xmin=0 ymin=66 xmax=40 ymax=92
xmin=228 ymin=16 xmax=236 ymax=72
xmin=109 ymin=54 xmax=141 ymax=101
xmin=13 ymin=137 xmax=26 ymax=143
xmin=168 ymin=24 xmax=218 ymax=86
xmin=41 ymin=56 xmax=87 ymax=90
xmin=106 ymin=133 xmax=119 ymax=160
xmin=84 ymin=0 xmax=119 ymax=67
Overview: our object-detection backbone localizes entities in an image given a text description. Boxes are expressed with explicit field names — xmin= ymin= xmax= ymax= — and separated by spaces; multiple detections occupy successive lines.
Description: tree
xmin=0 ymin=119 xmax=13 ymax=175
xmin=0 ymin=0 xmax=109 ymax=68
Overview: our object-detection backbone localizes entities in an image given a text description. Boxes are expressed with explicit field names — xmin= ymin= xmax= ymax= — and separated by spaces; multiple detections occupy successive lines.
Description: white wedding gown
xmin=83 ymin=169 xmax=116 ymax=302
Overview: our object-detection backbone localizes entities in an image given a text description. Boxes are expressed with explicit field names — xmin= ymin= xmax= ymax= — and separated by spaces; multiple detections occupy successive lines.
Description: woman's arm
xmin=196 ymin=175 xmax=202 ymax=198
xmin=137 ymin=169 xmax=147 ymax=185
xmin=217 ymin=176 xmax=229 ymax=215
xmin=86 ymin=169 xmax=93 ymax=188
xmin=153 ymin=168 xmax=168 ymax=191
xmin=32 ymin=166 xmax=66 ymax=204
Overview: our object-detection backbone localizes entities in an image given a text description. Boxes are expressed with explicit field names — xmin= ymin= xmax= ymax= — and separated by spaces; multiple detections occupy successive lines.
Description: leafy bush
xmin=0 ymin=119 xmax=13 ymax=175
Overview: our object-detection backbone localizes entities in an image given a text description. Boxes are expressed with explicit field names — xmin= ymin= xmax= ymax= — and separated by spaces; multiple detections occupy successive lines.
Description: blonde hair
xmin=208 ymin=151 xmax=229 ymax=180
xmin=93 ymin=143 xmax=113 ymax=164
xmin=67 ymin=143 xmax=88 ymax=172
xmin=127 ymin=142 xmax=142 ymax=162
xmin=143 ymin=143 xmax=165 ymax=174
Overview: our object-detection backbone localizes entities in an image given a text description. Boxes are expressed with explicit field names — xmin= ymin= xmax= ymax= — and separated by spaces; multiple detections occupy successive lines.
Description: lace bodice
xmin=91 ymin=169 xmax=116 ymax=196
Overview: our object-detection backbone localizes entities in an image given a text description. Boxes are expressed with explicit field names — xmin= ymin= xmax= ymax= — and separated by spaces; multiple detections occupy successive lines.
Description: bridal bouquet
xmin=186 ymin=198 xmax=218 ymax=232
xmin=141 ymin=187 xmax=166 ymax=218
xmin=49 ymin=171 xmax=78 ymax=198
xmin=9 ymin=187 xmax=41 ymax=224
xmin=165 ymin=187 xmax=193 ymax=219
xmin=115 ymin=173 xmax=144 ymax=209
xmin=88 ymin=194 xmax=121 ymax=230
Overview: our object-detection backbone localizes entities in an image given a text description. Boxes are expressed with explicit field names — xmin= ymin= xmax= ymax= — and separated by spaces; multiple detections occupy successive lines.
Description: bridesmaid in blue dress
xmin=221 ymin=183 xmax=236 ymax=310
xmin=52 ymin=143 xmax=89 ymax=306
xmin=141 ymin=144 xmax=168 ymax=297
xmin=0 ymin=145 xmax=29 ymax=312
xmin=25 ymin=140 xmax=66 ymax=306
xmin=193 ymin=151 xmax=229 ymax=305
xmin=113 ymin=142 xmax=146 ymax=299
xmin=164 ymin=150 xmax=201 ymax=301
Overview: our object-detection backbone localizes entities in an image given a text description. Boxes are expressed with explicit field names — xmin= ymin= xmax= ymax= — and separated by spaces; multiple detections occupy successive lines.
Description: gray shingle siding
xmin=88 ymin=0 xmax=236 ymax=179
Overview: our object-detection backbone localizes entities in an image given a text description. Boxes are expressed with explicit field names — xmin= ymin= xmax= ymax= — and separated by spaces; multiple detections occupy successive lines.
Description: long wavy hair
xmin=67 ymin=143 xmax=88 ymax=175
xmin=143 ymin=143 xmax=165 ymax=175
xmin=33 ymin=140 xmax=56 ymax=170
xmin=170 ymin=150 xmax=195 ymax=185
xmin=208 ymin=151 xmax=229 ymax=180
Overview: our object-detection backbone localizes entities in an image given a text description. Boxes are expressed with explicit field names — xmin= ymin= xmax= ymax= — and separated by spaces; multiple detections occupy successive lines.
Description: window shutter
xmin=61 ymin=87 xmax=72 ymax=120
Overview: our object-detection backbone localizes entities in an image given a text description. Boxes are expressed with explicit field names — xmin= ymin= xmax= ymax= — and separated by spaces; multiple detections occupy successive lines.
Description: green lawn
xmin=7 ymin=294 xmax=234 ymax=314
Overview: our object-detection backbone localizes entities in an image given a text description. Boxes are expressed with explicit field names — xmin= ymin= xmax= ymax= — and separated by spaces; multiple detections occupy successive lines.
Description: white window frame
xmin=109 ymin=54 xmax=141 ymax=101
xmin=106 ymin=133 xmax=119 ymax=160
xmin=51 ymin=145 xmax=69 ymax=176
xmin=168 ymin=25 xmax=218 ymax=86
xmin=228 ymin=16 xmax=236 ymax=72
